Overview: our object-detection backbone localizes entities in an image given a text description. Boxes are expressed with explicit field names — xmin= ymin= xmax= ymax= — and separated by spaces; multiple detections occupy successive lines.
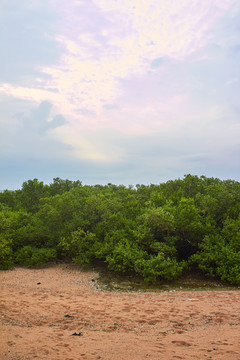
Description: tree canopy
xmin=1 ymin=174 xmax=240 ymax=285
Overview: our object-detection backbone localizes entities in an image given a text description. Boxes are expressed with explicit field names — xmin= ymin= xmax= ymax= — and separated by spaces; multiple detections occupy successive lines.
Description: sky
xmin=1 ymin=0 xmax=240 ymax=189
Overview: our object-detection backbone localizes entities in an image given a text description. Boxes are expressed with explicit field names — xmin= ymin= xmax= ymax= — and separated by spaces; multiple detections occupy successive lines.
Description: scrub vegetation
xmin=0 ymin=175 xmax=240 ymax=285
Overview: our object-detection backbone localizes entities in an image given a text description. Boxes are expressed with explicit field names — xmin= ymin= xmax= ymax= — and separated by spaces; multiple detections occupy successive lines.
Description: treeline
xmin=0 ymin=175 xmax=240 ymax=285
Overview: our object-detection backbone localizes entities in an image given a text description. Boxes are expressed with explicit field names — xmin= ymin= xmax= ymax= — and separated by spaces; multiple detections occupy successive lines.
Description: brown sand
xmin=0 ymin=264 xmax=239 ymax=360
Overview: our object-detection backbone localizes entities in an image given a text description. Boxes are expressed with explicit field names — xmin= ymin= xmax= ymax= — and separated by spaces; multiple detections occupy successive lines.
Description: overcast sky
xmin=1 ymin=0 xmax=240 ymax=189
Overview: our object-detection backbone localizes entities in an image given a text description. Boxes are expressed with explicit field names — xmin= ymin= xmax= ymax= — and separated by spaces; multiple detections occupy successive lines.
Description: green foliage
xmin=135 ymin=254 xmax=185 ymax=284
xmin=190 ymin=234 xmax=224 ymax=277
xmin=59 ymin=229 xmax=97 ymax=266
xmin=174 ymin=197 xmax=204 ymax=243
xmin=48 ymin=177 xmax=82 ymax=196
xmin=105 ymin=239 xmax=145 ymax=273
xmin=143 ymin=204 xmax=176 ymax=236
xmin=0 ymin=235 xmax=13 ymax=269
xmin=1 ymin=175 xmax=240 ymax=285
xmin=20 ymin=179 xmax=47 ymax=213
xmin=14 ymin=246 xmax=57 ymax=267
xmin=0 ymin=208 xmax=31 ymax=251
xmin=190 ymin=233 xmax=240 ymax=285
xmin=0 ymin=190 xmax=18 ymax=210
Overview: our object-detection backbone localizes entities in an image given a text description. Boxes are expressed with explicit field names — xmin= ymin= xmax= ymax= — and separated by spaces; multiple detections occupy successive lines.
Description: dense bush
xmin=190 ymin=216 xmax=240 ymax=285
xmin=14 ymin=246 xmax=57 ymax=267
xmin=59 ymin=229 xmax=97 ymax=266
xmin=0 ymin=235 xmax=13 ymax=270
xmin=135 ymin=254 xmax=185 ymax=284
xmin=0 ymin=175 xmax=240 ymax=285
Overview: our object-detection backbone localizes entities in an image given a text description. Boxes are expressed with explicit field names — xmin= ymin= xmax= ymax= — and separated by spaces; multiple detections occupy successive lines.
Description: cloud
xmin=15 ymin=100 xmax=67 ymax=133
xmin=0 ymin=0 xmax=236 ymax=120
xmin=1 ymin=0 xmax=240 ymax=188
xmin=1 ymin=95 xmax=240 ymax=189
xmin=0 ymin=0 xmax=60 ymax=85
xmin=0 ymin=99 xmax=69 ymax=161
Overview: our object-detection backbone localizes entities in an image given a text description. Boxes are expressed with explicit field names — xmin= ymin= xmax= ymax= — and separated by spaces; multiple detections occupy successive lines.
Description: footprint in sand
xmin=172 ymin=340 xmax=192 ymax=347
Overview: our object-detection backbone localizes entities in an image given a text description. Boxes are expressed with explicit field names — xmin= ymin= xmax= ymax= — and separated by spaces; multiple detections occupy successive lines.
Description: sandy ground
xmin=0 ymin=264 xmax=240 ymax=360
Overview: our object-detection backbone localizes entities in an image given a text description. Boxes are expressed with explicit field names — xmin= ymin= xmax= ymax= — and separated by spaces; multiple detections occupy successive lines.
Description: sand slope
xmin=0 ymin=264 xmax=240 ymax=360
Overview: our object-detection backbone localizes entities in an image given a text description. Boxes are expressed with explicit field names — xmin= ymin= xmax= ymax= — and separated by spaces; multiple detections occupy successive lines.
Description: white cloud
xmin=1 ymin=0 xmax=239 ymax=174
xmin=0 ymin=0 xmax=235 ymax=121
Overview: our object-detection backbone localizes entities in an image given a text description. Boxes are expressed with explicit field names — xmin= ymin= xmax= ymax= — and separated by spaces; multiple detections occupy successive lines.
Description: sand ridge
xmin=0 ymin=264 xmax=240 ymax=359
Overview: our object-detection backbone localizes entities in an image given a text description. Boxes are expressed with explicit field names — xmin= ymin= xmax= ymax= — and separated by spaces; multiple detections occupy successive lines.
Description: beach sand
xmin=0 ymin=264 xmax=239 ymax=360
